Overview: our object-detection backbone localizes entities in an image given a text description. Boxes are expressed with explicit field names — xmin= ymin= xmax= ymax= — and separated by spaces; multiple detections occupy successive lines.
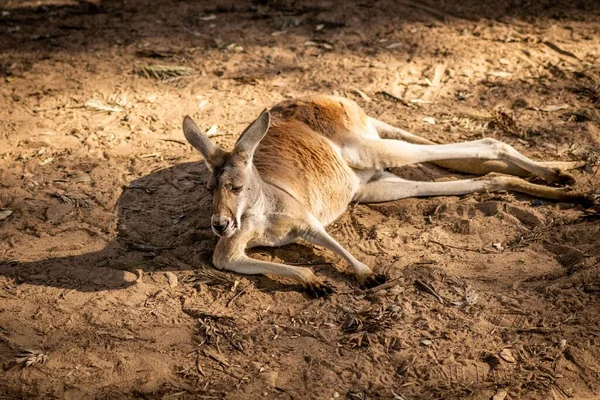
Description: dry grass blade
xmin=184 ymin=266 xmax=236 ymax=286
xmin=85 ymin=98 xmax=122 ymax=113
xmin=139 ymin=64 xmax=193 ymax=80
xmin=506 ymin=224 xmax=552 ymax=249
xmin=569 ymin=143 xmax=600 ymax=166
xmin=448 ymin=277 xmax=479 ymax=306
xmin=339 ymin=305 xmax=400 ymax=347
xmin=16 ymin=349 xmax=48 ymax=368
xmin=491 ymin=110 xmax=523 ymax=138
xmin=226 ymin=282 xmax=253 ymax=307
xmin=440 ymin=112 xmax=491 ymax=134
xmin=196 ymin=313 xmax=243 ymax=351
xmin=233 ymin=76 xmax=260 ymax=85
xmin=52 ymin=191 xmax=89 ymax=208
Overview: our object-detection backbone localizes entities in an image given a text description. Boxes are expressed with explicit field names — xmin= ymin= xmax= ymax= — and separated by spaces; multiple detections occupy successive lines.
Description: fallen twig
xmin=429 ymin=239 xmax=492 ymax=254
xmin=543 ymin=40 xmax=580 ymax=61
xmin=226 ymin=282 xmax=253 ymax=307
xmin=368 ymin=278 xmax=401 ymax=294
xmin=376 ymin=91 xmax=410 ymax=106
xmin=129 ymin=242 xmax=173 ymax=253
xmin=139 ymin=64 xmax=193 ymax=80
xmin=159 ymin=138 xmax=189 ymax=146
xmin=288 ymin=261 xmax=335 ymax=266
xmin=203 ymin=348 xmax=231 ymax=368
xmin=414 ymin=279 xmax=445 ymax=305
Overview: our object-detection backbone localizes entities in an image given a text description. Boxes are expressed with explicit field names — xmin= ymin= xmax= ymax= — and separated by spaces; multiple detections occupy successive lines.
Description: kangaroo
xmin=182 ymin=95 xmax=593 ymax=297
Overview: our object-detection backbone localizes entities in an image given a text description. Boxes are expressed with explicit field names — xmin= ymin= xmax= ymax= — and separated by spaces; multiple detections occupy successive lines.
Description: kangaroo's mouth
xmin=212 ymin=221 xmax=237 ymax=238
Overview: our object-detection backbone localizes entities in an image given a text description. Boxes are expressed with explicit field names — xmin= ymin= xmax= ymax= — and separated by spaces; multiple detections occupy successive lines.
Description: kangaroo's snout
xmin=211 ymin=215 xmax=233 ymax=236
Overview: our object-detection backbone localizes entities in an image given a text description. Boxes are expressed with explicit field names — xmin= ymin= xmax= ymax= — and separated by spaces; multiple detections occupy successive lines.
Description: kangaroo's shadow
xmin=0 ymin=162 xmax=331 ymax=293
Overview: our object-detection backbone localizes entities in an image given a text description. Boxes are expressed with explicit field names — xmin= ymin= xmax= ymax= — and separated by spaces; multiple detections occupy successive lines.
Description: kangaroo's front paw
xmin=304 ymin=280 xmax=335 ymax=298
xmin=547 ymin=169 xmax=576 ymax=186
xmin=360 ymin=273 xmax=388 ymax=289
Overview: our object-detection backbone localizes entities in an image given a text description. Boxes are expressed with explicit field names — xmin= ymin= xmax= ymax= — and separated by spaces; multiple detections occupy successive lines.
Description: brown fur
xmin=254 ymin=118 xmax=356 ymax=224
xmin=270 ymin=96 xmax=370 ymax=142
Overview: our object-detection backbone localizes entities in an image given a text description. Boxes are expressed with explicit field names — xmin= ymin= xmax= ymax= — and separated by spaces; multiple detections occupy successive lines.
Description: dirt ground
xmin=1 ymin=0 xmax=600 ymax=398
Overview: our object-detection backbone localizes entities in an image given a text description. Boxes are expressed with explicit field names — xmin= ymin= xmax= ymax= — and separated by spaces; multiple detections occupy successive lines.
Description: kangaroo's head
xmin=182 ymin=110 xmax=270 ymax=238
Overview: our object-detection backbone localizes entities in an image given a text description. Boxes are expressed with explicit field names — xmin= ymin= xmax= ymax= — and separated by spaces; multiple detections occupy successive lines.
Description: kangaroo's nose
xmin=211 ymin=216 xmax=230 ymax=233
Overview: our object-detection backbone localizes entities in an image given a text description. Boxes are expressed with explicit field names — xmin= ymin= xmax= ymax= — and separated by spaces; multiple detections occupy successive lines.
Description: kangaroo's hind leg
xmin=368 ymin=117 xmax=585 ymax=178
xmin=354 ymin=172 xmax=593 ymax=206
xmin=343 ymin=134 xmax=576 ymax=186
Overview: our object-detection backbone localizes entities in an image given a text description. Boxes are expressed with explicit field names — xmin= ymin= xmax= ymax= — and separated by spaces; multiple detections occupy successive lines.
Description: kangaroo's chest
xmin=246 ymin=214 xmax=301 ymax=248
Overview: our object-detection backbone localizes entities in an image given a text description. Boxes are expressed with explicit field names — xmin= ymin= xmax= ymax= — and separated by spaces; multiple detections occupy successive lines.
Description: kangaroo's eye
xmin=231 ymin=185 xmax=243 ymax=194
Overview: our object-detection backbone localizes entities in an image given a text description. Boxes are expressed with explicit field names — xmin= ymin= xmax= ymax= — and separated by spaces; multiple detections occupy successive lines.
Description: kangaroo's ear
xmin=232 ymin=109 xmax=270 ymax=163
xmin=182 ymin=116 xmax=227 ymax=170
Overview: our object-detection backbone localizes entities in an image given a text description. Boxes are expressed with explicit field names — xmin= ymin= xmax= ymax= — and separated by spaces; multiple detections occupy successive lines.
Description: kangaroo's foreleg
xmin=368 ymin=117 xmax=585 ymax=177
xmin=299 ymin=217 xmax=387 ymax=288
xmin=213 ymin=235 xmax=333 ymax=297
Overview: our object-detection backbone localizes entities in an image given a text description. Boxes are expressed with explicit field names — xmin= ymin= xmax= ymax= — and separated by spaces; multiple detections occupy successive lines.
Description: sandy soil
xmin=1 ymin=0 xmax=600 ymax=399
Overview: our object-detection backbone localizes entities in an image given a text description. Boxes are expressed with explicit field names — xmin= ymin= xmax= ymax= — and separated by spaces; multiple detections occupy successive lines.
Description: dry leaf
xmin=410 ymin=99 xmax=433 ymax=104
xmin=492 ymin=389 xmax=508 ymax=400
xmin=16 ymin=349 xmax=48 ymax=368
xmin=304 ymin=40 xmax=333 ymax=50
xmin=139 ymin=152 xmax=161 ymax=159
xmin=0 ymin=210 xmax=13 ymax=221
xmin=350 ymin=88 xmax=371 ymax=102
xmin=558 ymin=339 xmax=567 ymax=351
xmin=40 ymin=157 xmax=54 ymax=166
xmin=490 ymin=71 xmax=512 ymax=78
xmin=166 ymin=271 xmax=178 ymax=288
xmin=429 ymin=64 xmax=446 ymax=87
xmin=499 ymin=348 xmax=516 ymax=363
xmin=538 ymin=104 xmax=569 ymax=112
xmin=205 ymin=125 xmax=219 ymax=137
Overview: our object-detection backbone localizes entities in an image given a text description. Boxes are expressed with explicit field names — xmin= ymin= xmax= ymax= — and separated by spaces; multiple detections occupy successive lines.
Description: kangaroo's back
xmin=253 ymin=96 xmax=369 ymax=224
xmin=269 ymin=95 xmax=377 ymax=142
